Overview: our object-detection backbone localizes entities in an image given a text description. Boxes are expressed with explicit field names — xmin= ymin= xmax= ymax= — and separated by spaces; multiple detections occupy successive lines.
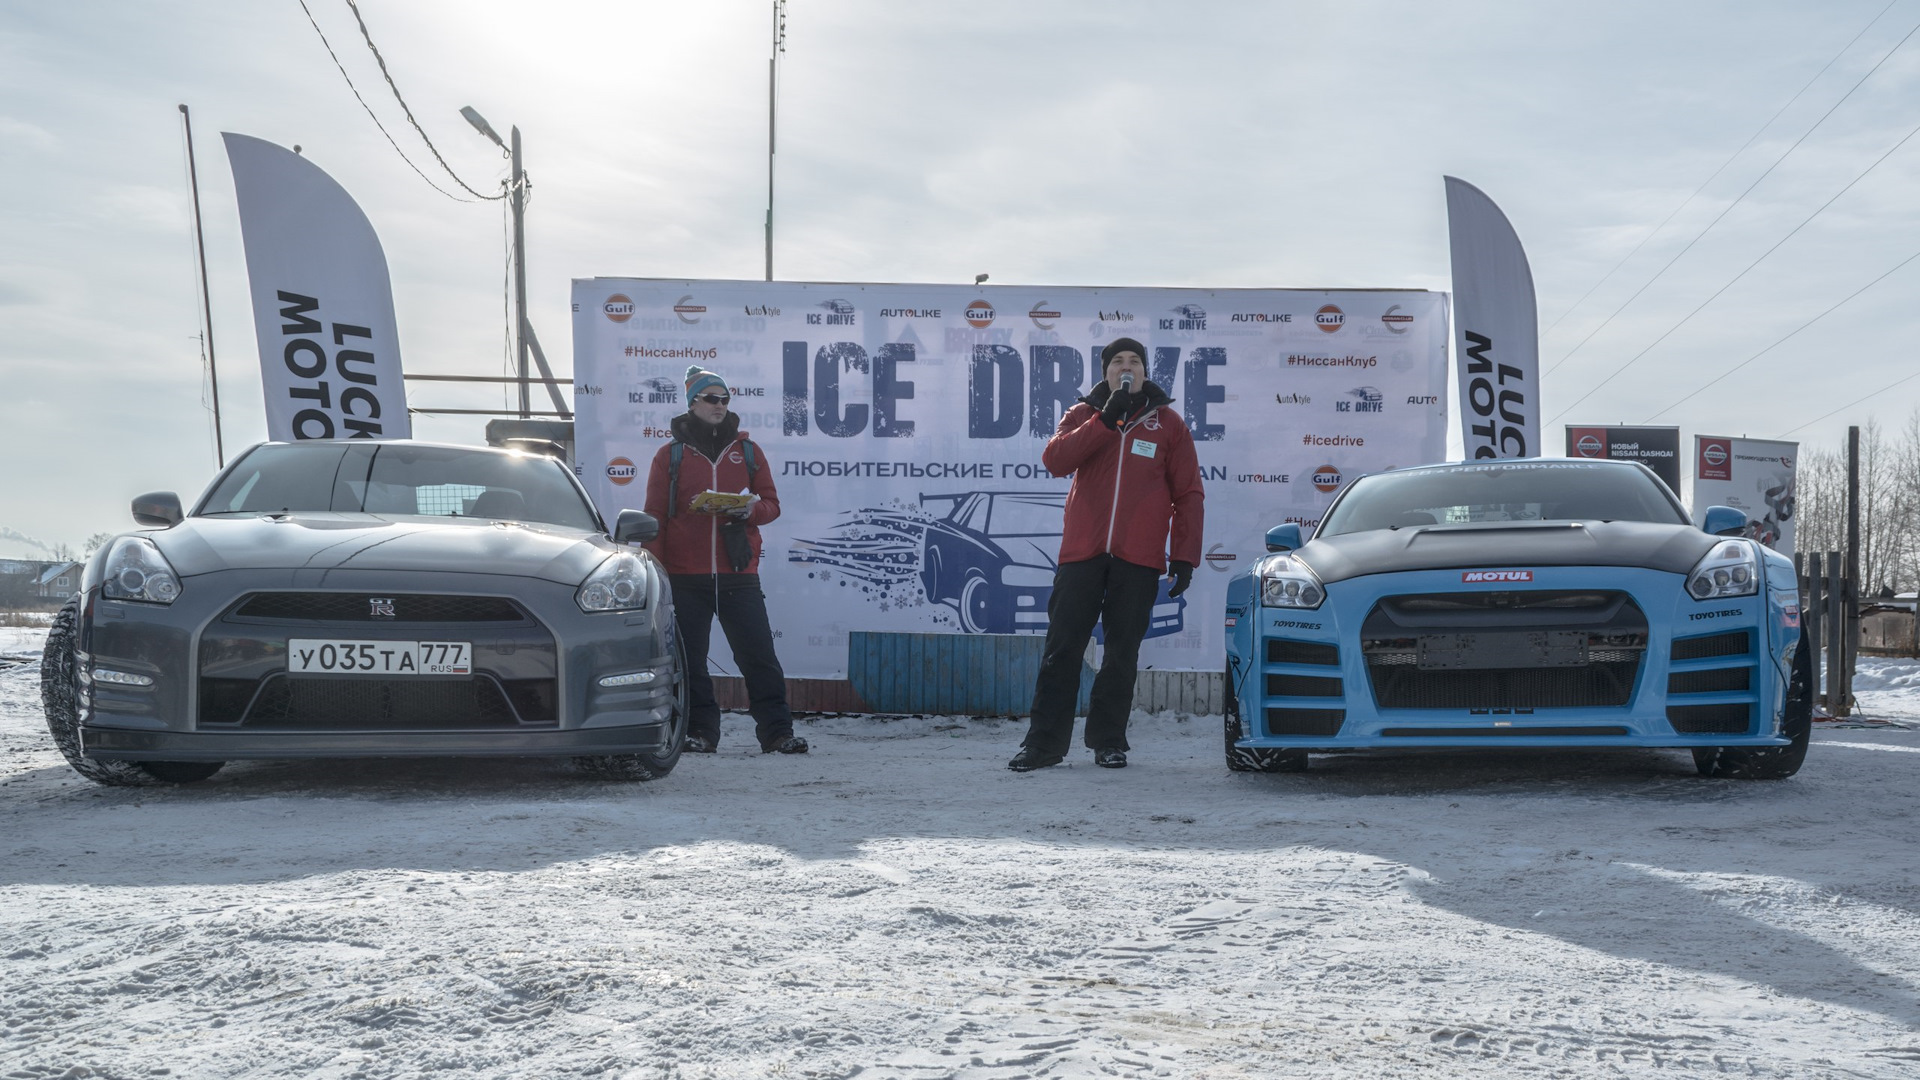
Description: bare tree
xmin=82 ymin=531 xmax=113 ymax=557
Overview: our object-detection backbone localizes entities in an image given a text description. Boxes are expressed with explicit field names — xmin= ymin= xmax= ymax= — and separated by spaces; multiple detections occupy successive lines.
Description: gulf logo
xmin=606 ymin=457 xmax=638 ymax=486
xmin=1315 ymin=304 xmax=1345 ymax=333
xmin=603 ymin=294 xmax=634 ymax=323
xmin=965 ymin=300 xmax=996 ymax=328
xmin=1462 ymin=570 xmax=1533 ymax=583
xmin=1311 ymin=465 xmax=1342 ymax=492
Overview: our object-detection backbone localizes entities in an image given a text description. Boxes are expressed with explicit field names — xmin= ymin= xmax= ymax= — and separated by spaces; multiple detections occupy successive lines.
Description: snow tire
xmin=1224 ymin=660 xmax=1307 ymax=773
xmin=42 ymin=598 xmax=154 ymax=786
xmin=1693 ymin=635 xmax=1812 ymax=780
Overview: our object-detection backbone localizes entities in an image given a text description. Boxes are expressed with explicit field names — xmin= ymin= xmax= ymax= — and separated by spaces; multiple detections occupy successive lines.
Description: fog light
xmin=93 ymin=668 xmax=155 ymax=687
xmin=597 ymin=671 xmax=659 ymax=688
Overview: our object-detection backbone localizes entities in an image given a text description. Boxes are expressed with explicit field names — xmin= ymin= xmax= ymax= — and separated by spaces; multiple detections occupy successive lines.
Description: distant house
xmin=0 ymin=560 xmax=57 ymax=608
xmin=37 ymin=561 xmax=82 ymax=601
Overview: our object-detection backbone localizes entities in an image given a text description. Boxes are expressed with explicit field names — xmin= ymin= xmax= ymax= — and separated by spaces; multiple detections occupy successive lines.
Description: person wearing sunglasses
xmin=642 ymin=364 xmax=808 ymax=756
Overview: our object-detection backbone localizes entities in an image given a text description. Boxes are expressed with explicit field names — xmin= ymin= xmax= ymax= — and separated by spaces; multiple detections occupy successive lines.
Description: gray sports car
xmin=41 ymin=439 xmax=687 ymax=785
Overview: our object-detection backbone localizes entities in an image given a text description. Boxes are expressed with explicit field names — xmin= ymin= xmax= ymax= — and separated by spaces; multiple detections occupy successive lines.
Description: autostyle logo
xmin=1315 ymin=305 xmax=1345 ymax=333
xmin=1462 ymin=570 xmax=1534 ymax=583
xmin=1275 ymin=392 xmax=1311 ymax=406
xmin=606 ymin=457 xmax=638 ymax=486
xmin=1159 ymin=304 xmax=1207 ymax=331
xmin=1380 ymin=305 xmax=1413 ymax=334
xmin=807 ymin=299 xmax=856 ymax=326
xmin=1027 ymin=301 xmax=1061 ymax=330
xmin=965 ymin=300 xmax=996 ymax=328
xmin=603 ymin=294 xmax=635 ymax=323
xmin=672 ymin=295 xmax=706 ymax=325
xmin=742 ymin=304 xmax=781 ymax=317
xmin=1311 ymin=464 xmax=1343 ymax=492
xmin=1335 ymin=386 xmax=1384 ymax=414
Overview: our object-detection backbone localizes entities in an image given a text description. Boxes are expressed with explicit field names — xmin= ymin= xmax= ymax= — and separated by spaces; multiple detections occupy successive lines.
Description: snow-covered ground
xmin=4 ymin=624 xmax=1918 ymax=1079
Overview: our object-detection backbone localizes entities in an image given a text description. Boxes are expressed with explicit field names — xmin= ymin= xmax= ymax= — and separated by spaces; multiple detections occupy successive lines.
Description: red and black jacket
xmin=1043 ymin=381 xmax=1205 ymax=573
xmin=642 ymin=413 xmax=781 ymax=576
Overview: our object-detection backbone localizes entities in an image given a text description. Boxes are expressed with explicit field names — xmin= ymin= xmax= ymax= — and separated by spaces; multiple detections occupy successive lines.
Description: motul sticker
xmin=1462 ymin=570 xmax=1533 ymax=583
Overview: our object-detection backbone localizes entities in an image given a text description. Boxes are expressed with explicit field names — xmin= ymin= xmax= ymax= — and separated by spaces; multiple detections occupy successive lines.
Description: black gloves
xmin=1167 ymin=560 xmax=1194 ymax=598
xmin=1099 ymin=386 xmax=1136 ymax=429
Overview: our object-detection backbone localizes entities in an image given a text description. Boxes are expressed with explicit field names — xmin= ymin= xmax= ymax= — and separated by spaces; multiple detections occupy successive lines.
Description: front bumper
xmin=76 ymin=565 xmax=677 ymax=759
xmin=1226 ymin=566 xmax=1795 ymax=750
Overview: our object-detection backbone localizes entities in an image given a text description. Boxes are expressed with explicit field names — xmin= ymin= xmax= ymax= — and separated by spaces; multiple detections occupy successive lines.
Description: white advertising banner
xmin=1692 ymin=435 xmax=1798 ymax=555
xmin=1445 ymin=176 xmax=1539 ymax=460
xmin=574 ymin=280 xmax=1450 ymax=676
xmin=224 ymin=133 xmax=410 ymax=442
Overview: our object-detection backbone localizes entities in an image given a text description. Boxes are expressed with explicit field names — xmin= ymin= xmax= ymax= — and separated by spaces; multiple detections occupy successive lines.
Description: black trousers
xmin=670 ymin=574 xmax=795 ymax=748
xmin=1022 ymin=555 xmax=1162 ymax=754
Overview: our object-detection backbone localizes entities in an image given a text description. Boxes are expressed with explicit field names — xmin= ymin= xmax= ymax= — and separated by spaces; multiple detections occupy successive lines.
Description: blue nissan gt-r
xmin=1223 ymin=459 xmax=1810 ymax=778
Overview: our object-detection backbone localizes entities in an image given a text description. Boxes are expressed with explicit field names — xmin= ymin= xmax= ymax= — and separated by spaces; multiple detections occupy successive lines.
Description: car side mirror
xmin=612 ymin=509 xmax=659 ymax=545
xmin=132 ymin=491 xmax=184 ymax=528
xmin=1702 ymin=505 xmax=1747 ymax=537
xmin=1265 ymin=523 xmax=1304 ymax=553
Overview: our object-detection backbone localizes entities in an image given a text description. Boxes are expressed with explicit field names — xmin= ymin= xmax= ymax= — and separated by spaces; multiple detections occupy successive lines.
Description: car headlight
xmin=578 ymin=551 xmax=650 ymax=613
xmin=101 ymin=536 xmax=182 ymax=604
xmin=1259 ymin=554 xmax=1325 ymax=610
xmin=1687 ymin=539 xmax=1759 ymax=600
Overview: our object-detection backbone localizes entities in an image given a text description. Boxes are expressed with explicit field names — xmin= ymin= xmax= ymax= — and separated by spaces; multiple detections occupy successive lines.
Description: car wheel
xmin=575 ymin=635 xmax=689 ymax=782
xmin=957 ymin=572 xmax=992 ymax=635
xmin=41 ymin=598 xmax=152 ymax=787
xmin=1224 ymin=660 xmax=1307 ymax=773
xmin=1697 ymin=635 xmax=1812 ymax=780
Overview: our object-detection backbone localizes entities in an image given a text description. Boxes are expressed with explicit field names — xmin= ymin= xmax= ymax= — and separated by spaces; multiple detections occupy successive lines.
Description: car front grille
xmin=1265 ymin=708 xmax=1346 ymax=736
xmin=231 ymin=593 xmax=528 ymax=623
xmin=1361 ymin=590 xmax=1647 ymax=710
xmin=1665 ymin=630 xmax=1756 ymax=735
xmin=198 ymin=673 xmax=556 ymax=730
xmin=1666 ymin=703 xmax=1751 ymax=734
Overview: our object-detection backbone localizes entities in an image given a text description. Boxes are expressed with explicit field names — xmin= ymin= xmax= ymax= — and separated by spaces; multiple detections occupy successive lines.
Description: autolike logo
xmin=603 ymin=294 xmax=634 ymax=323
xmin=965 ymin=300 xmax=996 ymax=328
xmin=673 ymin=295 xmax=705 ymax=325
xmin=369 ymin=597 xmax=396 ymax=618
xmin=1028 ymin=301 xmax=1061 ymax=329
xmin=1462 ymin=570 xmax=1534 ymax=583
xmin=1380 ymin=305 xmax=1412 ymax=334
xmin=607 ymin=457 xmax=638 ymax=486
xmin=1316 ymin=305 xmax=1345 ymax=333
xmin=1311 ymin=465 xmax=1342 ymax=492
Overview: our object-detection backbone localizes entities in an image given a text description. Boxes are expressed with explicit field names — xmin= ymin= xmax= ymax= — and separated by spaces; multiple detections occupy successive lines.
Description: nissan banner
xmin=574 ymin=280 xmax=1450 ymax=676
xmin=1693 ymin=435 xmax=1798 ymax=554
xmin=1446 ymin=176 xmax=1539 ymax=460
xmin=1565 ymin=424 xmax=1681 ymax=494
xmin=225 ymin=133 xmax=410 ymax=442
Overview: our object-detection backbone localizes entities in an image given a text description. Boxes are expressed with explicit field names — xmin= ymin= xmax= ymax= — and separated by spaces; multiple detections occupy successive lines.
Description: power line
xmin=1779 ymin=368 xmax=1920 ymax=439
xmin=1551 ymin=100 xmax=1920 ymax=425
xmin=1542 ymin=13 xmax=1920 ymax=379
xmin=1539 ymin=0 xmax=1899 ymax=341
xmin=295 ymin=0 xmax=473 ymax=202
xmin=342 ymin=0 xmax=504 ymax=201
xmin=1646 ymin=246 xmax=1920 ymax=423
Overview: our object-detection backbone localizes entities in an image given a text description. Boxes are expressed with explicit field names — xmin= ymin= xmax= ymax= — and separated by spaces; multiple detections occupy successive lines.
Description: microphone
xmin=1119 ymin=373 xmax=1135 ymax=394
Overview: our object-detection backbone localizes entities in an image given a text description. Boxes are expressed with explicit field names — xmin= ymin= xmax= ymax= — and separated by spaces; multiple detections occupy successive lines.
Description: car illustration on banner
xmin=790 ymin=490 xmax=1186 ymax=638
xmin=1223 ymin=459 xmax=1810 ymax=778
xmin=40 ymin=440 xmax=688 ymax=787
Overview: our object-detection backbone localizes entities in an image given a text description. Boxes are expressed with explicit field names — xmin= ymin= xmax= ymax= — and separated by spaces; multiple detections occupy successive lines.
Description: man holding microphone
xmin=1009 ymin=338 xmax=1205 ymax=771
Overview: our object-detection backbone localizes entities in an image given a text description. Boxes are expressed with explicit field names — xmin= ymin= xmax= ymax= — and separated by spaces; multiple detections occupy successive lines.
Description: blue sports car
xmin=1223 ymin=459 xmax=1810 ymax=778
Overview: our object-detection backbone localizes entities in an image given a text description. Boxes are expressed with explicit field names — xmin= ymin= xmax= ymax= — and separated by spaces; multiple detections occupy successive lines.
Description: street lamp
xmin=462 ymin=105 xmax=538 ymax=418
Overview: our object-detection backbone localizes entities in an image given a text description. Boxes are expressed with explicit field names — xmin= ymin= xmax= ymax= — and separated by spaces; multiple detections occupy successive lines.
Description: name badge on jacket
xmin=1131 ymin=438 xmax=1157 ymax=458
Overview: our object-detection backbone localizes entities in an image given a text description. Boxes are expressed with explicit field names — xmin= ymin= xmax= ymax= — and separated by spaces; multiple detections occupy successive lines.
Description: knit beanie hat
xmin=684 ymin=364 xmax=728 ymax=406
xmin=1101 ymin=337 xmax=1147 ymax=370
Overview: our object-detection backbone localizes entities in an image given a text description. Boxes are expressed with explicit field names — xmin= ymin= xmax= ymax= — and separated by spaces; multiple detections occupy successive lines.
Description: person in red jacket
xmin=643 ymin=365 xmax=807 ymax=755
xmin=1009 ymin=337 xmax=1205 ymax=771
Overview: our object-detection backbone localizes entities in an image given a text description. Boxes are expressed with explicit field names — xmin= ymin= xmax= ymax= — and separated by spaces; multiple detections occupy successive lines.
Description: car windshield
xmin=1318 ymin=462 xmax=1688 ymax=536
xmin=199 ymin=443 xmax=602 ymax=531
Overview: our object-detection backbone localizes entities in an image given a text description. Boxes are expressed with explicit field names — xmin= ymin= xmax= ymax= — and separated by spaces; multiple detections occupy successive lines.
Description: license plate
xmin=1418 ymin=631 xmax=1587 ymax=670
xmin=288 ymin=639 xmax=472 ymax=676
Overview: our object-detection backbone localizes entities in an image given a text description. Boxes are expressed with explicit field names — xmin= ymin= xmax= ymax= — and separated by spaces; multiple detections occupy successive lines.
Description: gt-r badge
xmin=1462 ymin=570 xmax=1533 ymax=583
xmin=369 ymin=597 xmax=397 ymax=618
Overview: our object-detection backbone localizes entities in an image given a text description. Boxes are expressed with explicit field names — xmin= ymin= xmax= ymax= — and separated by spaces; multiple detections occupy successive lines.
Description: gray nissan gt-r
xmin=41 ymin=439 xmax=687 ymax=785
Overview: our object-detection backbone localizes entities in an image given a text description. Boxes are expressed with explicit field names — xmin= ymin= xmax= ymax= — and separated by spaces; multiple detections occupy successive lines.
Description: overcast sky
xmin=5 ymin=0 xmax=1920 ymax=555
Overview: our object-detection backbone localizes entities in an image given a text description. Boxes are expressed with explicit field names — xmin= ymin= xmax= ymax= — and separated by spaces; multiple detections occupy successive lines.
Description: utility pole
xmin=178 ymin=103 xmax=224 ymax=466
xmin=766 ymin=0 xmax=787 ymax=281
xmin=1844 ymin=424 xmax=1861 ymax=715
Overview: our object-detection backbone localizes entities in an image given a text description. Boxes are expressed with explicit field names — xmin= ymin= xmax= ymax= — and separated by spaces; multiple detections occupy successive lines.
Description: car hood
xmin=150 ymin=513 xmax=618 ymax=585
xmin=1297 ymin=520 xmax=1720 ymax=584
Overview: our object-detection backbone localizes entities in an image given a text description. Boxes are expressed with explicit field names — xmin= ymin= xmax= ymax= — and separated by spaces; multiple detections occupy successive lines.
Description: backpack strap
xmin=666 ymin=441 xmax=684 ymax=519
